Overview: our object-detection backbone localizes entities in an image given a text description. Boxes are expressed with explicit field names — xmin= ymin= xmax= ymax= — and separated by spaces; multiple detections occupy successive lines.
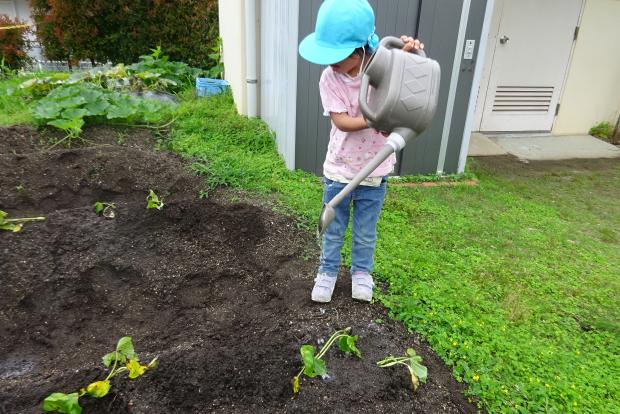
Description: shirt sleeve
xmin=319 ymin=69 xmax=348 ymax=117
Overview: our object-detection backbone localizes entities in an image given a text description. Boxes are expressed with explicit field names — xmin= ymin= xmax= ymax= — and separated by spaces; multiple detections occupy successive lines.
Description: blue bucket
xmin=196 ymin=78 xmax=230 ymax=97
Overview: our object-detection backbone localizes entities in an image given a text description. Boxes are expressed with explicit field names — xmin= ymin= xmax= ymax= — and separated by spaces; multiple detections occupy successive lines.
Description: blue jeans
xmin=319 ymin=177 xmax=387 ymax=277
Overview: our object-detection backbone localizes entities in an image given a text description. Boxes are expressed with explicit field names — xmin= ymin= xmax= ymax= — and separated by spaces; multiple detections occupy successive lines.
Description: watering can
xmin=318 ymin=36 xmax=441 ymax=236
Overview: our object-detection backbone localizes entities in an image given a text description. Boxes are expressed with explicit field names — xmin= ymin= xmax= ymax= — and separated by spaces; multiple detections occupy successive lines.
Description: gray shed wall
xmin=400 ymin=0 xmax=488 ymax=174
xmin=294 ymin=0 xmax=488 ymax=176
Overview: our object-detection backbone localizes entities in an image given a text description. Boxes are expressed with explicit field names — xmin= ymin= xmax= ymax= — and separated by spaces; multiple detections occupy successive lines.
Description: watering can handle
xmin=359 ymin=74 xmax=376 ymax=125
xmin=380 ymin=36 xmax=427 ymax=58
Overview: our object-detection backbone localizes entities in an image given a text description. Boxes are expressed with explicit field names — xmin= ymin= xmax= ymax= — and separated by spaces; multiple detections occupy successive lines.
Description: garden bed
xmin=0 ymin=126 xmax=478 ymax=413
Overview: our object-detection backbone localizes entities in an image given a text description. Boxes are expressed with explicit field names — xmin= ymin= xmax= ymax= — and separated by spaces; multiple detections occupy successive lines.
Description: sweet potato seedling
xmin=43 ymin=336 xmax=157 ymax=414
xmin=0 ymin=209 xmax=45 ymax=232
xmin=377 ymin=348 xmax=427 ymax=392
xmin=146 ymin=189 xmax=164 ymax=210
xmin=93 ymin=202 xmax=116 ymax=219
xmin=292 ymin=327 xmax=361 ymax=393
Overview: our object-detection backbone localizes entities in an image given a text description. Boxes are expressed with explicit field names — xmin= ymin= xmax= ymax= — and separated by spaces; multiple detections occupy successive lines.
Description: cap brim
xmin=298 ymin=33 xmax=355 ymax=65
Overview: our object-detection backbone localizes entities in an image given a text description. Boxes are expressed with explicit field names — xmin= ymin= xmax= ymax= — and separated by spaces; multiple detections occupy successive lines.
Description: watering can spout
xmin=317 ymin=203 xmax=336 ymax=237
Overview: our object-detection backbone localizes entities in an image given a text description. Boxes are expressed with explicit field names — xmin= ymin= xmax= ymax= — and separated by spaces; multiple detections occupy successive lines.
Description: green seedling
xmin=0 ymin=209 xmax=45 ymax=232
xmin=43 ymin=336 xmax=157 ymax=414
xmin=93 ymin=201 xmax=117 ymax=219
xmin=116 ymin=131 xmax=128 ymax=145
xmin=146 ymin=189 xmax=164 ymax=210
xmin=292 ymin=327 xmax=361 ymax=393
xmin=377 ymin=348 xmax=427 ymax=392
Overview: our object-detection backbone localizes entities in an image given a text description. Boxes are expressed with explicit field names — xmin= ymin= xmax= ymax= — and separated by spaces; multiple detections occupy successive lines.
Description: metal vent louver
xmin=492 ymin=86 xmax=554 ymax=112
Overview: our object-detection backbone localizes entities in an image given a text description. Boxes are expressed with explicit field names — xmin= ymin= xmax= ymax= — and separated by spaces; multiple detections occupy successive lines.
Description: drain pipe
xmin=244 ymin=0 xmax=258 ymax=117
xmin=613 ymin=112 xmax=620 ymax=144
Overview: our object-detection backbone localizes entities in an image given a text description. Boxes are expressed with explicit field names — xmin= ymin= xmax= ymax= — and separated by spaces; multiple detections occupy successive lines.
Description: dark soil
xmin=0 ymin=126 xmax=479 ymax=413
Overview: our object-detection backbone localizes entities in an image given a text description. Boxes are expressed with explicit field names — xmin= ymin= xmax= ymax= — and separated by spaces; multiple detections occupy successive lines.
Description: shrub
xmin=0 ymin=14 xmax=31 ymax=70
xmin=30 ymin=0 xmax=219 ymax=69
xmin=29 ymin=0 xmax=67 ymax=61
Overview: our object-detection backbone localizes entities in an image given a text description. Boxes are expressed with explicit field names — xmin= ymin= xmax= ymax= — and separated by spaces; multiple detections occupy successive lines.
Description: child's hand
xmin=400 ymin=35 xmax=424 ymax=52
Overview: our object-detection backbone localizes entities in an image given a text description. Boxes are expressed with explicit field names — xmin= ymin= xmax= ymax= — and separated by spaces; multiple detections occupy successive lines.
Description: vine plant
xmin=0 ymin=210 xmax=45 ymax=232
xmin=146 ymin=190 xmax=164 ymax=210
xmin=377 ymin=348 xmax=427 ymax=391
xmin=93 ymin=201 xmax=116 ymax=218
xmin=292 ymin=327 xmax=361 ymax=394
xmin=42 ymin=337 xmax=157 ymax=414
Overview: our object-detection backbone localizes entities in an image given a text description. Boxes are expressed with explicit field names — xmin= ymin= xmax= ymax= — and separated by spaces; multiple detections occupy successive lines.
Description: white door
xmin=479 ymin=0 xmax=582 ymax=132
xmin=0 ymin=1 xmax=17 ymax=18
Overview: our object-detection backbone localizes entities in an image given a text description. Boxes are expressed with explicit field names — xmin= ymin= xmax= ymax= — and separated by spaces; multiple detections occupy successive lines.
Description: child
xmin=298 ymin=0 xmax=424 ymax=303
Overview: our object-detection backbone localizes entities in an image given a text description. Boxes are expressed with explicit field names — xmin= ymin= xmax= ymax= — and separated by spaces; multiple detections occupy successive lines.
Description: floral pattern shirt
xmin=318 ymin=66 xmax=396 ymax=181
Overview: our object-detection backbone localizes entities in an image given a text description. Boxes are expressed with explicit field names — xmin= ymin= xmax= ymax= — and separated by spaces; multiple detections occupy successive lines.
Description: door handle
xmin=499 ymin=35 xmax=510 ymax=44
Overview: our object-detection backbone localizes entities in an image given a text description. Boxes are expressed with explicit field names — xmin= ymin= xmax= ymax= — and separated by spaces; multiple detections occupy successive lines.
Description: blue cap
xmin=299 ymin=0 xmax=379 ymax=65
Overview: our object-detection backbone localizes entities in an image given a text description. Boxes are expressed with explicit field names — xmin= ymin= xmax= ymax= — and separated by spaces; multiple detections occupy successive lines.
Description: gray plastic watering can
xmin=318 ymin=36 xmax=441 ymax=236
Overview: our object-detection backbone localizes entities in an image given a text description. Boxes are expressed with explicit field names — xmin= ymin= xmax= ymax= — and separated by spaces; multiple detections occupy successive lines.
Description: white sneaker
xmin=352 ymin=273 xmax=375 ymax=302
xmin=311 ymin=273 xmax=337 ymax=303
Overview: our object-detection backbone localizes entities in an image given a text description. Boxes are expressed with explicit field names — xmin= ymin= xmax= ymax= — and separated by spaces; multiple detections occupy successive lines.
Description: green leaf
xmin=1 ymin=210 xmax=21 ymax=232
xmin=85 ymin=380 xmax=111 ymax=398
xmin=47 ymin=118 xmax=74 ymax=130
xmin=126 ymin=358 xmax=147 ymax=379
xmin=142 ymin=111 xmax=163 ymax=123
xmin=84 ymin=99 xmax=110 ymax=116
xmin=47 ymin=118 xmax=84 ymax=135
xmin=300 ymin=345 xmax=326 ymax=378
xmin=93 ymin=202 xmax=104 ymax=215
xmin=116 ymin=336 xmax=138 ymax=360
xmin=407 ymin=348 xmax=423 ymax=365
xmin=300 ymin=345 xmax=319 ymax=378
xmin=48 ymin=86 xmax=80 ymax=100
xmin=102 ymin=351 xmax=125 ymax=367
xmin=59 ymin=96 xmax=87 ymax=109
xmin=138 ymin=99 xmax=161 ymax=114
xmin=110 ymin=93 xmax=136 ymax=108
xmin=0 ymin=222 xmax=22 ymax=232
xmin=146 ymin=190 xmax=164 ymax=210
xmin=410 ymin=361 xmax=428 ymax=383
xmin=78 ymin=87 xmax=104 ymax=103
xmin=62 ymin=108 xmax=88 ymax=120
xmin=33 ymin=103 xmax=62 ymax=120
xmin=106 ymin=104 xmax=135 ymax=119
xmin=42 ymin=392 xmax=82 ymax=414
xmin=338 ymin=335 xmax=362 ymax=358
xmin=313 ymin=357 xmax=327 ymax=376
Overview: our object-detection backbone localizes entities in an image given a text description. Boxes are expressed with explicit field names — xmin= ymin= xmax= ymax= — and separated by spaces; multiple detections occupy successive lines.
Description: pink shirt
xmin=319 ymin=66 xmax=396 ymax=179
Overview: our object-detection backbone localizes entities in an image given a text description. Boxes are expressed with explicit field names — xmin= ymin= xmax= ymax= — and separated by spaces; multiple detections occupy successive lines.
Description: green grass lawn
xmin=0 ymin=76 xmax=34 ymax=125
xmin=2 ymin=82 xmax=618 ymax=413
xmin=375 ymin=164 xmax=619 ymax=413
